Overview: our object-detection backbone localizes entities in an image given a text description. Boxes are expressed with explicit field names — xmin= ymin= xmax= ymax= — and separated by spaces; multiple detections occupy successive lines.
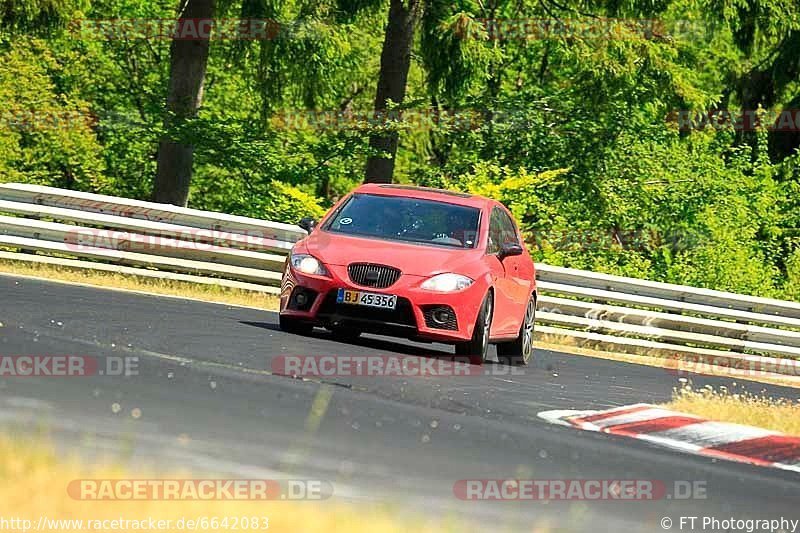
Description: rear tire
xmin=279 ymin=314 xmax=313 ymax=335
xmin=455 ymin=293 xmax=493 ymax=364
xmin=497 ymin=294 xmax=536 ymax=366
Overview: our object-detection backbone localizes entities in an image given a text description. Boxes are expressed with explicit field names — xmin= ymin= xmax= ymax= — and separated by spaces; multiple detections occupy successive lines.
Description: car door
xmin=486 ymin=207 xmax=516 ymax=336
xmin=496 ymin=207 xmax=532 ymax=331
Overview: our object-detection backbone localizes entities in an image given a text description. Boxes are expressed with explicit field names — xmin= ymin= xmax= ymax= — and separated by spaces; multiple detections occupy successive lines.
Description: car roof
xmin=353 ymin=183 xmax=493 ymax=209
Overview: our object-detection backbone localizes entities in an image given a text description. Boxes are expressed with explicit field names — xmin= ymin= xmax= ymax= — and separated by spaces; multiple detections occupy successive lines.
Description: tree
xmin=700 ymin=0 xmax=800 ymax=161
xmin=0 ymin=0 xmax=84 ymax=32
xmin=364 ymin=0 xmax=424 ymax=183
xmin=152 ymin=0 xmax=215 ymax=206
xmin=154 ymin=0 xmax=381 ymax=203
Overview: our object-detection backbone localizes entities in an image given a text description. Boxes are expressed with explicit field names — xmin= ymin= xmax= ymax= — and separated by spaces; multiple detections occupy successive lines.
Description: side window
xmin=498 ymin=210 xmax=520 ymax=246
xmin=487 ymin=208 xmax=504 ymax=254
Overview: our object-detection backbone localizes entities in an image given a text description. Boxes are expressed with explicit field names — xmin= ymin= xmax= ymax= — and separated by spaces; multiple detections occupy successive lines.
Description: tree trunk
xmin=153 ymin=0 xmax=215 ymax=206
xmin=364 ymin=0 xmax=423 ymax=184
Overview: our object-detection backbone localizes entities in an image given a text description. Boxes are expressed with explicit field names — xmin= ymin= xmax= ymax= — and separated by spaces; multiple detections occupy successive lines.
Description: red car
xmin=279 ymin=184 xmax=537 ymax=365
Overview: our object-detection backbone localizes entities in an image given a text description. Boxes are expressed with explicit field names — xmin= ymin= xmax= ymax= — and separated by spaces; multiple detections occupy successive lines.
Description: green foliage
xmin=1 ymin=0 xmax=88 ymax=33
xmin=785 ymin=250 xmax=800 ymax=302
xmin=0 ymin=40 xmax=105 ymax=190
xmin=262 ymin=179 xmax=327 ymax=221
xmin=189 ymin=166 xmax=326 ymax=223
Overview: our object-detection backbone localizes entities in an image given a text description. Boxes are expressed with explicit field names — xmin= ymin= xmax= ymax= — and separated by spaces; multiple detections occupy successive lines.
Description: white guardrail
xmin=2 ymin=183 xmax=800 ymax=376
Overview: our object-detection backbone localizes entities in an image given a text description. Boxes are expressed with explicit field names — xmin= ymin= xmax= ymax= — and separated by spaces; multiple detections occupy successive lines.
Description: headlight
xmin=290 ymin=254 xmax=329 ymax=276
xmin=421 ymin=273 xmax=474 ymax=292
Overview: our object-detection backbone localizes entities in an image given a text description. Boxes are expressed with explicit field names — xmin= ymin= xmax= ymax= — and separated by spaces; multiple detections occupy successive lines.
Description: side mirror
xmin=298 ymin=217 xmax=317 ymax=234
xmin=499 ymin=242 xmax=523 ymax=259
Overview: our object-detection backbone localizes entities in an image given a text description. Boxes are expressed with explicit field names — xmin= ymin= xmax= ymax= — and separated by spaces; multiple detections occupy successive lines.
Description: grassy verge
xmin=0 ymin=435 xmax=462 ymax=533
xmin=664 ymin=385 xmax=800 ymax=435
xmin=0 ymin=258 xmax=279 ymax=310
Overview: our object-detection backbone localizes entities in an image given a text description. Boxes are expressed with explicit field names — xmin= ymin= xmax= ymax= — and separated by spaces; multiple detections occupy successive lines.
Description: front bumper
xmin=279 ymin=263 xmax=486 ymax=342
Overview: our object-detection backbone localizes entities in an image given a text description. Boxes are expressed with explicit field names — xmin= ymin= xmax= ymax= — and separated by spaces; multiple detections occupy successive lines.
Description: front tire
xmin=279 ymin=314 xmax=313 ymax=335
xmin=455 ymin=293 xmax=493 ymax=364
xmin=497 ymin=294 xmax=536 ymax=366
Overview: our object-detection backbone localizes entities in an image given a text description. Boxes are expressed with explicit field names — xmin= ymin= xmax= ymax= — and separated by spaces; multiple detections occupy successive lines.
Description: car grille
xmin=347 ymin=263 xmax=401 ymax=289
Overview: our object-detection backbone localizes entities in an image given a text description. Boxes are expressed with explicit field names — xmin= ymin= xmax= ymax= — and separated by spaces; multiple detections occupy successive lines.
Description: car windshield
xmin=324 ymin=193 xmax=480 ymax=248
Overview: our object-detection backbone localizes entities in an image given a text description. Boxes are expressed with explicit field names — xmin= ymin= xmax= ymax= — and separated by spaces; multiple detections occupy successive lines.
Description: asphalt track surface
xmin=1 ymin=274 xmax=799 ymax=532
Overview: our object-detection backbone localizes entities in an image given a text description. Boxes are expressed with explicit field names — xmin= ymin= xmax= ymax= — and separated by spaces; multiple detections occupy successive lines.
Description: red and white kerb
xmin=539 ymin=403 xmax=800 ymax=473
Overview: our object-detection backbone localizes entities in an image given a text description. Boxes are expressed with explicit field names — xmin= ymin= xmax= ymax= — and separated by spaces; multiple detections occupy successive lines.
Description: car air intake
xmin=423 ymin=306 xmax=458 ymax=330
xmin=347 ymin=263 xmax=401 ymax=289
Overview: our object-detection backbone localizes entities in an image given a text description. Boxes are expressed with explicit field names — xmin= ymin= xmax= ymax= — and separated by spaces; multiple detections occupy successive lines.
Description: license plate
xmin=337 ymin=289 xmax=397 ymax=310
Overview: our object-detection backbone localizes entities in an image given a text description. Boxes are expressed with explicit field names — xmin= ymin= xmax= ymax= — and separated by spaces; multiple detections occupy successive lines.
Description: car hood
xmin=299 ymin=231 xmax=482 ymax=277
